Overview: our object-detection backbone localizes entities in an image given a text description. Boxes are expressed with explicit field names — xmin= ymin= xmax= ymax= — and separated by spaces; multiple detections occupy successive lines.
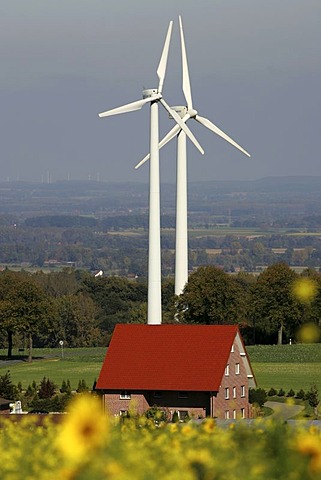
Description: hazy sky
xmin=1 ymin=0 xmax=320 ymax=183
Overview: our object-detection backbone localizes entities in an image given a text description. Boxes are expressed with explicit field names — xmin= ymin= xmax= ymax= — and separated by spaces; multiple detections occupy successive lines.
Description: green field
xmin=0 ymin=347 xmax=107 ymax=390
xmin=1 ymin=344 xmax=320 ymax=392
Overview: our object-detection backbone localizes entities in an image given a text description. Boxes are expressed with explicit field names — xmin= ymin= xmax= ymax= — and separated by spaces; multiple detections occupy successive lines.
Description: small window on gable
xmin=241 ymin=385 xmax=245 ymax=398
xmin=178 ymin=392 xmax=189 ymax=399
xmin=120 ymin=391 xmax=131 ymax=400
xmin=233 ymin=386 xmax=236 ymax=398
xmin=235 ymin=363 xmax=240 ymax=375
xmin=231 ymin=344 xmax=235 ymax=353
xmin=225 ymin=387 xmax=229 ymax=400
xmin=225 ymin=364 xmax=229 ymax=376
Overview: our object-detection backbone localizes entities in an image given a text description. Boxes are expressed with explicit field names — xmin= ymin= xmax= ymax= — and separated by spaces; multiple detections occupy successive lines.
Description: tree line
xmin=0 ymin=263 xmax=320 ymax=361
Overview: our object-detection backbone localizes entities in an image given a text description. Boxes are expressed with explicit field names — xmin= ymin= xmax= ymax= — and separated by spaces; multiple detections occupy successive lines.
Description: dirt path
xmin=264 ymin=401 xmax=304 ymax=420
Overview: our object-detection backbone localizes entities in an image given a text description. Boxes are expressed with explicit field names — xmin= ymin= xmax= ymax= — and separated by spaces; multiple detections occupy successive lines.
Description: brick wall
xmin=211 ymin=338 xmax=251 ymax=419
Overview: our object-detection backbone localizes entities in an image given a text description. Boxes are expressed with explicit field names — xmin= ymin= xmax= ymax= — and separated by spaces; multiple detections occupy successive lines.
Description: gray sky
xmin=1 ymin=0 xmax=320 ymax=183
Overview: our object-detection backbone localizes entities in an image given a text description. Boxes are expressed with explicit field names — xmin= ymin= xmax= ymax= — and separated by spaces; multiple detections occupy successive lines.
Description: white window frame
xmin=120 ymin=391 xmax=131 ymax=400
xmin=241 ymin=385 xmax=245 ymax=398
xmin=225 ymin=410 xmax=230 ymax=420
xmin=241 ymin=408 xmax=245 ymax=419
xmin=233 ymin=409 xmax=237 ymax=419
xmin=235 ymin=363 xmax=240 ymax=375
xmin=225 ymin=387 xmax=229 ymax=400
xmin=233 ymin=386 xmax=237 ymax=398
xmin=231 ymin=344 xmax=235 ymax=353
xmin=225 ymin=364 xmax=230 ymax=376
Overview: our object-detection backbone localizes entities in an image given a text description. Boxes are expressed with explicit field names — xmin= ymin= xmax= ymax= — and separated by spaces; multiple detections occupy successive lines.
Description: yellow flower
xmin=56 ymin=393 xmax=109 ymax=462
xmin=296 ymin=433 xmax=321 ymax=472
xmin=292 ymin=277 xmax=318 ymax=303
xmin=296 ymin=322 xmax=321 ymax=343
xmin=201 ymin=418 xmax=216 ymax=434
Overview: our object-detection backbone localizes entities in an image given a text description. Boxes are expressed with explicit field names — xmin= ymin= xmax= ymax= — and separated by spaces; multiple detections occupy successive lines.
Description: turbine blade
xmin=157 ymin=21 xmax=173 ymax=94
xmin=135 ymin=123 xmax=182 ymax=169
xmin=160 ymin=98 xmax=204 ymax=154
xmin=195 ymin=115 xmax=251 ymax=157
xmin=98 ymin=97 xmax=152 ymax=117
xmin=179 ymin=16 xmax=193 ymax=110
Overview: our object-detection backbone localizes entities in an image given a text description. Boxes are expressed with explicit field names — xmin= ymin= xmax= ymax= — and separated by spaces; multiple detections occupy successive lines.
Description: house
xmin=0 ymin=397 xmax=12 ymax=415
xmin=96 ymin=324 xmax=256 ymax=420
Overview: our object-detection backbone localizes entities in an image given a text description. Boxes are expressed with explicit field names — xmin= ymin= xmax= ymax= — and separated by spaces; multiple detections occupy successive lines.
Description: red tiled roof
xmin=96 ymin=324 xmax=239 ymax=392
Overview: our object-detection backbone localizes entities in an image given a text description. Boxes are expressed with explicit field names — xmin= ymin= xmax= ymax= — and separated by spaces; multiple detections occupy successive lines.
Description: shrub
xmin=38 ymin=377 xmax=56 ymax=399
xmin=305 ymin=385 xmax=319 ymax=409
xmin=296 ymin=389 xmax=305 ymax=400
xmin=60 ymin=379 xmax=72 ymax=395
xmin=145 ymin=406 xmax=170 ymax=423
xmin=77 ymin=379 xmax=89 ymax=393
xmin=172 ymin=411 xmax=179 ymax=423
xmin=0 ymin=371 xmax=18 ymax=400
xmin=268 ymin=387 xmax=277 ymax=397
xmin=277 ymin=388 xmax=286 ymax=397
xmin=287 ymin=389 xmax=295 ymax=397
xmin=249 ymin=388 xmax=267 ymax=407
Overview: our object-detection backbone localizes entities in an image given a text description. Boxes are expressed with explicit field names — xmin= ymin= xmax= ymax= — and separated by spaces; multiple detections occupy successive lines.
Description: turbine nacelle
xmin=142 ymin=88 xmax=161 ymax=99
xmin=168 ymin=106 xmax=188 ymax=119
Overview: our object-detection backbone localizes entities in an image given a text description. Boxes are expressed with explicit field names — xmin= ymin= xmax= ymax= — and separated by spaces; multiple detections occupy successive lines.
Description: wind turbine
xmin=98 ymin=21 xmax=204 ymax=325
xmin=136 ymin=16 xmax=251 ymax=297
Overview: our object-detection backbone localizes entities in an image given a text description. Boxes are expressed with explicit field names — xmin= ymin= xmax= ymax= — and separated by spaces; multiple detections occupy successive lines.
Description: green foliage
xmin=249 ymin=388 xmax=267 ymax=407
xmin=287 ymin=388 xmax=295 ymax=397
xmin=268 ymin=387 xmax=278 ymax=396
xmin=38 ymin=377 xmax=56 ymax=399
xmin=0 ymin=371 xmax=18 ymax=400
xmin=145 ymin=406 xmax=170 ymax=423
xmin=305 ymin=385 xmax=319 ymax=409
xmin=76 ymin=379 xmax=89 ymax=393
xmin=60 ymin=379 xmax=72 ymax=395
xmin=277 ymin=388 xmax=286 ymax=397
xmin=172 ymin=411 xmax=179 ymax=423
xmin=176 ymin=265 xmax=246 ymax=325
xmin=296 ymin=389 xmax=306 ymax=400
xmin=29 ymin=393 xmax=71 ymax=413
xmin=252 ymin=263 xmax=302 ymax=344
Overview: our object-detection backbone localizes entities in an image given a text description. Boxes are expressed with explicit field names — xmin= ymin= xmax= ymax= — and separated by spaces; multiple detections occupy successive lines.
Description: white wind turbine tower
xmin=98 ymin=21 xmax=204 ymax=324
xmin=136 ymin=16 xmax=251 ymax=296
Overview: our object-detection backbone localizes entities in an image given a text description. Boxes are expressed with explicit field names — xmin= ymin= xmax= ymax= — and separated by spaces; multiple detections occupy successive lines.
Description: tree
xmin=175 ymin=266 xmax=246 ymax=325
xmin=252 ymin=263 xmax=302 ymax=344
xmin=0 ymin=271 xmax=55 ymax=360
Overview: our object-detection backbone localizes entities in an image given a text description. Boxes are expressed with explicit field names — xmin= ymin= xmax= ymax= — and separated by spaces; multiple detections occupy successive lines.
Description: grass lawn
xmin=0 ymin=347 xmax=107 ymax=390
xmin=251 ymin=363 xmax=321 ymax=392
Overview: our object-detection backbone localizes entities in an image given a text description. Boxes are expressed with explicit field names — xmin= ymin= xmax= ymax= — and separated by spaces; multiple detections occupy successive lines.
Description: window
xmin=225 ymin=410 xmax=230 ymax=420
xmin=233 ymin=386 xmax=236 ymax=398
xmin=225 ymin=387 xmax=229 ymax=400
xmin=178 ymin=411 xmax=189 ymax=421
xmin=120 ymin=410 xmax=128 ymax=416
xmin=231 ymin=344 xmax=235 ymax=353
xmin=233 ymin=409 xmax=237 ymax=420
xmin=241 ymin=408 xmax=245 ymax=419
xmin=178 ymin=392 xmax=189 ymax=399
xmin=235 ymin=363 xmax=240 ymax=375
xmin=241 ymin=385 xmax=245 ymax=398
xmin=225 ymin=364 xmax=229 ymax=376
xmin=120 ymin=391 xmax=131 ymax=400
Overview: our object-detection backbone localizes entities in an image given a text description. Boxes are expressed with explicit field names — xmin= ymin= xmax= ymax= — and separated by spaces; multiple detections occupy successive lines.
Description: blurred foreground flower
xmin=292 ymin=277 xmax=318 ymax=303
xmin=56 ymin=393 xmax=109 ymax=462
xmin=296 ymin=322 xmax=321 ymax=343
xmin=296 ymin=433 xmax=321 ymax=472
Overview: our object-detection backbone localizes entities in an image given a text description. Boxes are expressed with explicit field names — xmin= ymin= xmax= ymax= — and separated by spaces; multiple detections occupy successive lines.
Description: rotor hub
xmin=188 ymin=108 xmax=198 ymax=118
